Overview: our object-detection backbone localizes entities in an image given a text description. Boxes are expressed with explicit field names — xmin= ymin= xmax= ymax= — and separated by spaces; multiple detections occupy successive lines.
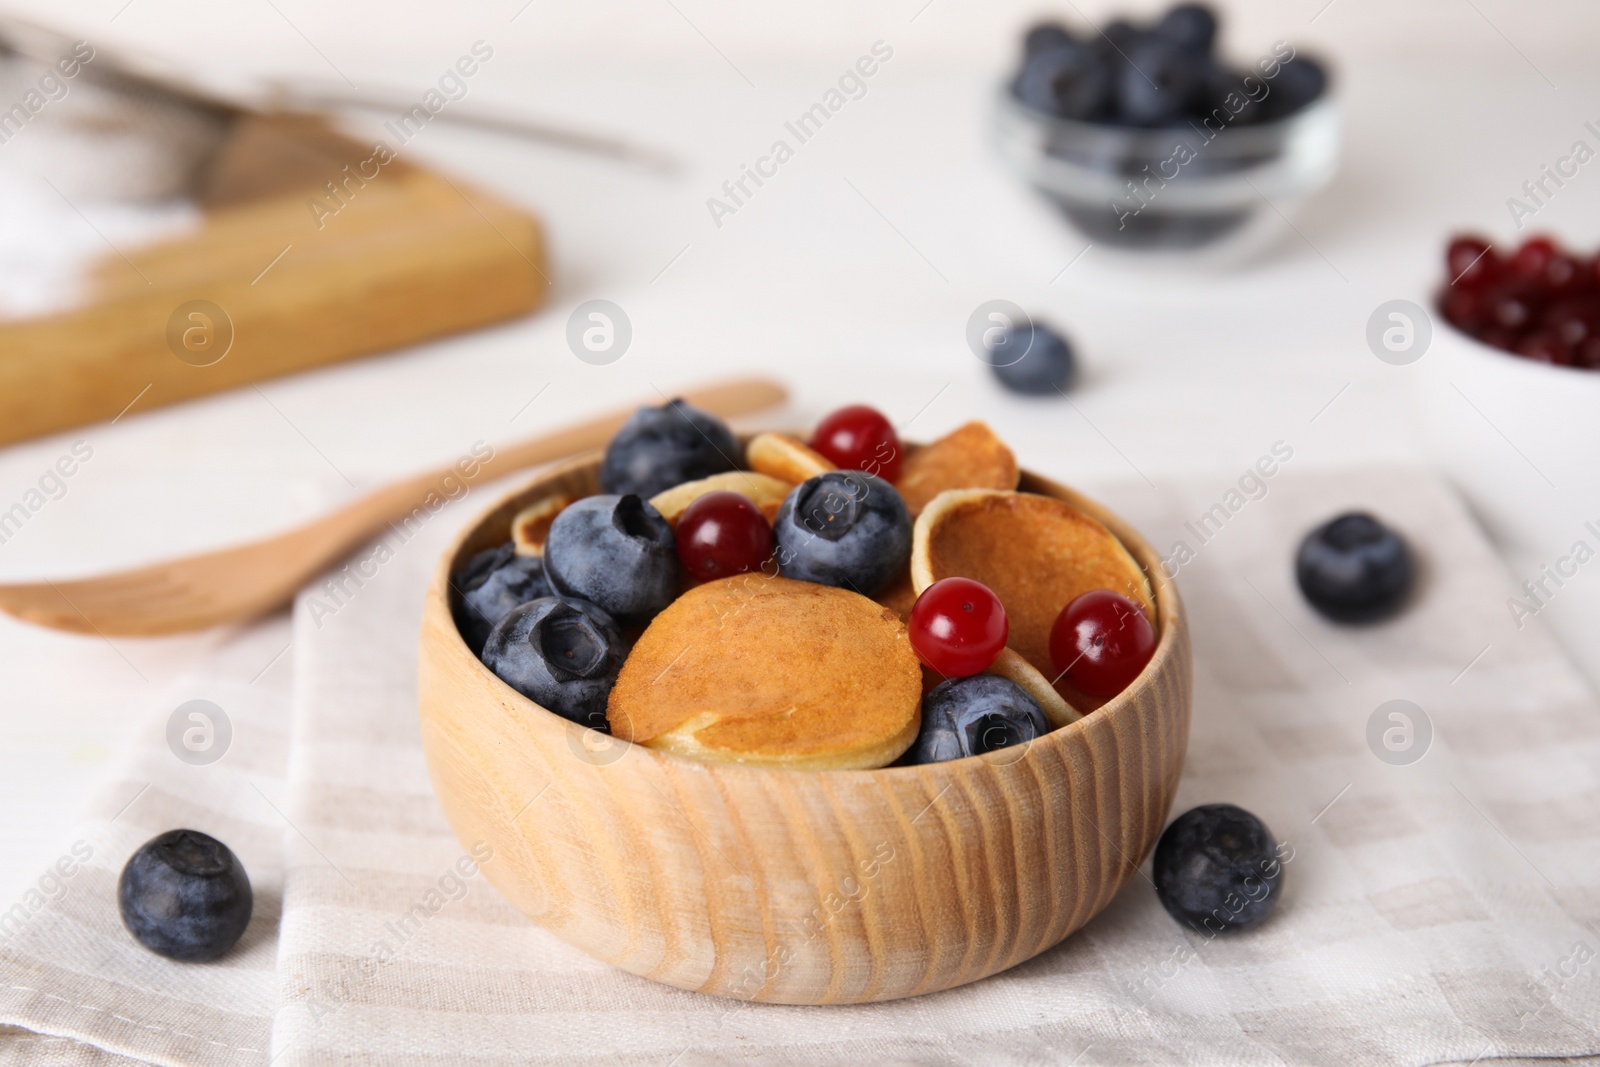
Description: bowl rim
xmin=425 ymin=445 xmax=1185 ymax=781
xmin=1431 ymin=298 xmax=1600 ymax=387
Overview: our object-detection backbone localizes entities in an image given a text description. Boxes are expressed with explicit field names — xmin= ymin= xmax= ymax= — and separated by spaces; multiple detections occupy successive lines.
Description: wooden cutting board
xmin=0 ymin=112 xmax=548 ymax=447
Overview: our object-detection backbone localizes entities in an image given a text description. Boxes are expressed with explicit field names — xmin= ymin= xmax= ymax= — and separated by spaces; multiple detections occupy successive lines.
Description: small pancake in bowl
xmin=895 ymin=422 xmax=1019 ymax=517
xmin=912 ymin=489 xmax=1154 ymax=707
xmin=510 ymin=494 xmax=577 ymax=556
xmin=746 ymin=432 xmax=834 ymax=483
xmin=649 ymin=471 xmax=793 ymax=527
xmin=984 ymin=647 xmax=1080 ymax=728
xmin=607 ymin=576 xmax=921 ymax=770
xmin=872 ymin=567 xmax=919 ymax=621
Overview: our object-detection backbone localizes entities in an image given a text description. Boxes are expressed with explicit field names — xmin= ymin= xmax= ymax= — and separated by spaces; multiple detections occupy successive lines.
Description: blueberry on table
xmin=599 ymin=398 xmax=739 ymax=499
xmin=545 ymin=494 xmax=679 ymax=623
xmin=118 ymin=830 xmax=253 ymax=962
xmin=1011 ymin=42 xmax=1111 ymax=121
xmin=905 ymin=675 xmax=1048 ymax=765
xmin=482 ymin=596 xmax=625 ymax=728
xmin=451 ymin=542 xmax=553 ymax=654
xmin=1153 ymin=804 xmax=1282 ymax=933
xmin=1295 ymin=512 xmax=1413 ymax=623
xmin=773 ymin=471 xmax=911 ymax=597
xmin=989 ymin=322 xmax=1077 ymax=395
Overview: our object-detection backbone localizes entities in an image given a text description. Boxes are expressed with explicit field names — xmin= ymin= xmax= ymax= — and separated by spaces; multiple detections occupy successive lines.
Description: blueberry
xmin=1117 ymin=38 xmax=1207 ymax=125
xmin=481 ymin=596 xmax=625 ymax=728
xmin=1011 ymin=41 xmax=1110 ymax=120
xmin=1088 ymin=21 xmax=1143 ymax=111
xmin=118 ymin=830 xmax=253 ymax=962
xmin=545 ymin=494 xmax=678 ymax=623
xmin=1295 ymin=512 xmax=1413 ymax=623
xmin=599 ymin=398 xmax=739 ymax=499
xmin=1153 ymin=804 xmax=1282 ymax=933
xmin=1094 ymin=18 xmax=1142 ymax=60
xmin=1022 ymin=21 xmax=1074 ymax=57
xmin=773 ymin=471 xmax=910 ymax=597
xmin=1259 ymin=55 xmax=1327 ymax=121
xmin=1155 ymin=4 xmax=1217 ymax=54
xmin=905 ymin=675 xmax=1049 ymax=765
xmin=1194 ymin=62 xmax=1265 ymax=125
xmin=451 ymin=542 xmax=553 ymax=654
xmin=988 ymin=321 xmax=1077 ymax=395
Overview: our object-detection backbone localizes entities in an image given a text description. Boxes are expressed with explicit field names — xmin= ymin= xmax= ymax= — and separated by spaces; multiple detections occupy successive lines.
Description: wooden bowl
xmin=418 ymin=452 xmax=1191 ymax=1004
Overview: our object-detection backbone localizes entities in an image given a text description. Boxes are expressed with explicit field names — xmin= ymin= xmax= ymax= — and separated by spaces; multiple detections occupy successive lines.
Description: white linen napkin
xmin=0 ymin=619 xmax=294 ymax=1067
xmin=4 ymin=465 xmax=1597 ymax=1066
xmin=267 ymin=467 xmax=1600 ymax=1066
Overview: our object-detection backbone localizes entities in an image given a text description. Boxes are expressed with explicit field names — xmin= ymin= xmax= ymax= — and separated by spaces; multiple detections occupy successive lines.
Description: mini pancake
xmin=895 ymin=422 xmax=1019 ymax=517
xmin=746 ymin=432 xmax=833 ymax=484
xmin=985 ymin=648 xmax=1081 ymax=729
xmin=912 ymin=489 xmax=1155 ymax=701
xmin=511 ymin=494 xmax=576 ymax=556
xmin=608 ymin=576 xmax=921 ymax=770
xmin=650 ymin=471 xmax=793 ymax=527
xmin=873 ymin=567 xmax=918 ymax=621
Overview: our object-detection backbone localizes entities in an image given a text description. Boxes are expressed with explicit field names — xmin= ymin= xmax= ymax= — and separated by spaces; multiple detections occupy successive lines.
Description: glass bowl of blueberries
xmin=994 ymin=3 xmax=1337 ymax=260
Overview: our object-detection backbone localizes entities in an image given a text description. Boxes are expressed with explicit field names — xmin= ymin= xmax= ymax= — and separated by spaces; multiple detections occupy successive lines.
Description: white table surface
xmin=2 ymin=0 xmax=1599 ymax=913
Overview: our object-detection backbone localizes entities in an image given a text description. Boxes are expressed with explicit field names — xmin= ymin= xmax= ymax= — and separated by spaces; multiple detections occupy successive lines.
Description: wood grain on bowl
xmin=418 ymin=452 xmax=1191 ymax=1005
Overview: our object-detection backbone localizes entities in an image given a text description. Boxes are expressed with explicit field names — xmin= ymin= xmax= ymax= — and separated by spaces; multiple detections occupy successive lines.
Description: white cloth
xmin=0 ymin=620 xmax=292 ymax=1066
xmin=5 ymin=467 xmax=1600 ymax=1065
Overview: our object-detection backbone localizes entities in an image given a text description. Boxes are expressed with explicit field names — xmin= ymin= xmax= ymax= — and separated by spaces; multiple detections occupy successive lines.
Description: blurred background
xmin=1 ymin=0 xmax=1598 ymax=905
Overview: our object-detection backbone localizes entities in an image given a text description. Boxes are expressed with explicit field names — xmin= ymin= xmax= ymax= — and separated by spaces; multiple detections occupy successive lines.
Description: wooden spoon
xmin=0 ymin=377 xmax=786 ymax=636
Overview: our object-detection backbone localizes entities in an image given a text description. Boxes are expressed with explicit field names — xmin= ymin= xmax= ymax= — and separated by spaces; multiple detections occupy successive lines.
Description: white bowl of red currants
xmin=993 ymin=3 xmax=1338 ymax=262
xmin=1414 ymin=234 xmax=1600 ymax=558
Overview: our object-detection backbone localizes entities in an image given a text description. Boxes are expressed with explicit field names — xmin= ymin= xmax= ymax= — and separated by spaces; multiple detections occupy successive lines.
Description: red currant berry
xmin=1476 ymin=327 xmax=1516 ymax=353
xmin=1510 ymin=237 xmax=1556 ymax=281
xmin=909 ymin=577 xmax=1008 ymax=677
xmin=1445 ymin=235 xmax=1497 ymax=289
xmin=1440 ymin=288 xmax=1484 ymax=330
xmin=675 ymin=491 xmax=773 ymax=582
xmin=1543 ymin=299 xmax=1595 ymax=347
xmin=1515 ymin=331 xmax=1570 ymax=365
xmin=1489 ymin=286 xmax=1535 ymax=330
xmin=1545 ymin=254 xmax=1582 ymax=293
xmin=1578 ymin=337 xmax=1600 ymax=369
xmin=1049 ymin=590 xmax=1155 ymax=699
xmin=810 ymin=405 xmax=903 ymax=482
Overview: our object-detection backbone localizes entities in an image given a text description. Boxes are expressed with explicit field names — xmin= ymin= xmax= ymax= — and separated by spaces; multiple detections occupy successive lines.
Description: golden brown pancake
xmin=873 ymin=567 xmax=919 ymax=621
xmin=746 ymin=432 xmax=833 ymax=484
xmin=896 ymin=422 xmax=1019 ymax=516
xmin=912 ymin=489 xmax=1154 ymax=704
xmin=649 ymin=471 xmax=793 ymax=527
xmin=511 ymin=494 xmax=576 ymax=556
xmin=608 ymin=576 xmax=921 ymax=770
